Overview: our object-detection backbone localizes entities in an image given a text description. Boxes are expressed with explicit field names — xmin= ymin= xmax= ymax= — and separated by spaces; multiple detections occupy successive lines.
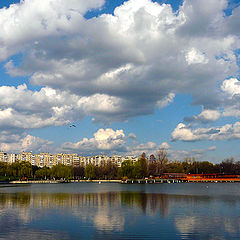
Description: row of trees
xmin=0 ymin=162 xmax=74 ymax=181
xmin=0 ymin=151 xmax=240 ymax=181
xmin=74 ymin=154 xmax=240 ymax=180
xmin=0 ymin=161 xmax=34 ymax=180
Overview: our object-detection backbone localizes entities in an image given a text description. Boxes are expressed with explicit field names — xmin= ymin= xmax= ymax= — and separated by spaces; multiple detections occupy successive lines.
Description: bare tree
xmin=155 ymin=149 xmax=168 ymax=174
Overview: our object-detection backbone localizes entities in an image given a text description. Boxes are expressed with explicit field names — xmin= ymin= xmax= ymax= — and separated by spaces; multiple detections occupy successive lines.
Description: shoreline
xmin=9 ymin=179 xmax=122 ymax=184
xmin=7 ymin=178 xmax=240 ymax=184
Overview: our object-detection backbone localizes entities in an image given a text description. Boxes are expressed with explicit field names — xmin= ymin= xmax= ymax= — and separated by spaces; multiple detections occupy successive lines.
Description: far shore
xmin=9 ymin=179 xmax=122 ymax=184
xmin=7 ymin=177 xmax=240 ymax=184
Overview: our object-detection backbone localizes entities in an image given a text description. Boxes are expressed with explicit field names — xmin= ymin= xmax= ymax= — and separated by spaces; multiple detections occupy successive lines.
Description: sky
xmin=0 ymin=0 xmax=240 ymax=162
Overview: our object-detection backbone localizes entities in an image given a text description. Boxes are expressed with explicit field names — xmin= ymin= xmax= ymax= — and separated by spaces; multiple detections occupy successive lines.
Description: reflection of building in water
xmin=0 ymin=190 xmax=187 ymax=233
xmin=1 ymin=190 xmax=240 ymax=239
xmin=0 ymin=191 xmax=171 ymax=217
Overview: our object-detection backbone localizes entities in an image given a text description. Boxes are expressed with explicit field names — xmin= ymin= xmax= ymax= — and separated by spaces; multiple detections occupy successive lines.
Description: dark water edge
xmin=0 ymin=183 xmax=240 ymax=240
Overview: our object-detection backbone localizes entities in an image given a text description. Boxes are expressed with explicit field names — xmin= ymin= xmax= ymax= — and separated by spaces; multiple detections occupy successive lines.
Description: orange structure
xmin=181 ymin=173 xmax=240 ymax=182
xmin=160 ymin=173 xmax=187 ymax=179
xmin=160 ymin=173 xmax=240 ymax=182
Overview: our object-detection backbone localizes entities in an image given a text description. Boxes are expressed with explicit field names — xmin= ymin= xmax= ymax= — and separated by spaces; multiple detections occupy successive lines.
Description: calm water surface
xmin=0 ymin=182 xmax=240 ymax=240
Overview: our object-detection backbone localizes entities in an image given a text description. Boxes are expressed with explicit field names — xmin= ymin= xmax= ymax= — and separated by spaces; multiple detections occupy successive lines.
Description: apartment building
xmin=0 ymin=152 xmax=8 ymax=163
xmin=0 ymin=151 xmax=139 ymax=168
xmin=8 ymin=153 xmax=16 ymax=164
xmin=17 ymin=152 xmax=33 ymax=163
xmin=124 ymin=155 xmax=138 ymax=163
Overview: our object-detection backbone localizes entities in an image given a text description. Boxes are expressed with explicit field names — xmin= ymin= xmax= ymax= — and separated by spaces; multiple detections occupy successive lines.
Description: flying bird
xmin=69 ymin=124 xmax=76 ymax=128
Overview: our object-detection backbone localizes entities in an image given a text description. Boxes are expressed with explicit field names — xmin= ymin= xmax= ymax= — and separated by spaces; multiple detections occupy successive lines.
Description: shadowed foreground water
xmin=0 ymin=183 xmax=240 ymax=239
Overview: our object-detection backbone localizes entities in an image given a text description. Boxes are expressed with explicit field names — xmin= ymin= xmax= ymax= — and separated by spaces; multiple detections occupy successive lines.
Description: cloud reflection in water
xmin=0 ymin=189 xmax=239 ymax=239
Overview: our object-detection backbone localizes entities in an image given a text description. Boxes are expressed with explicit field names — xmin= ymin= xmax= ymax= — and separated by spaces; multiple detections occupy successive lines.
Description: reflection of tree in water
xmin=0 ymin=191 xmax=240 ymax=217
xmin=152 ymin=194 xmax=169 ymax=217
xmin=0 ymin=193 xmax=31 ymax=207
xmin=0 ymin=192 xmax=213 ymax=214
xmin=0 ymin=191 xmax=170 ymax=217
xmin=0 ymin=190 xmax=240 ymax=238
xmin=120 ymin=192 xmax=169 ymax=217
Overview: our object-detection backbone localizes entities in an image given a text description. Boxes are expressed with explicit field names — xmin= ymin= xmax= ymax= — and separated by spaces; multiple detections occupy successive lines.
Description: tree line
xmin=0 ymin=162 xmax=73 ymax=181
xmin=0 ymin=151 xmax=240 ymax=181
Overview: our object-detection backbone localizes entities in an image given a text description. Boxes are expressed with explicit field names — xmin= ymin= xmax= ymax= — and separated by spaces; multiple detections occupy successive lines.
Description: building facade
xmin=0 ymin=151 xmax=139 ymax=168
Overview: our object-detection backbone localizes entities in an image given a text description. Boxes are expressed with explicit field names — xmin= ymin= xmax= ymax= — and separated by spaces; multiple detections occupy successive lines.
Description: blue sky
xmin=0 ymin=0 xmax=240 ymax=162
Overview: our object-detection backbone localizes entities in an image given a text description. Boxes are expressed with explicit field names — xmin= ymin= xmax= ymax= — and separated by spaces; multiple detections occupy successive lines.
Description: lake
xmin=0 ymin=182 xmax=240 ymax=239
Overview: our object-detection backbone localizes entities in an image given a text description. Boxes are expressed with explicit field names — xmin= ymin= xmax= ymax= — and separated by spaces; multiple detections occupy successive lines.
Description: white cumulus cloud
xmin=62 ymin=128 xmax=127 ymax=154
xmin=0 ymin=0 xmax=104 ymax=60
xmin=0 ymin=0 xmax=239 ymax=152
xmin=0 ymin=0 xmax=238 ymax=126
xmin=184 ymin=109 xmax=221 ymax=123
xmin=172 ymin=122 xmax=240 ymax=142
xmin=221 ymin=78 xmax=240 ymax=97
xmin=0 ymin=134 xmax=53 ymax=153
xmin=159 ymin=142 xmax=170 ymax=149
xmin=185 ymin=48 xmax=209 ymax=65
